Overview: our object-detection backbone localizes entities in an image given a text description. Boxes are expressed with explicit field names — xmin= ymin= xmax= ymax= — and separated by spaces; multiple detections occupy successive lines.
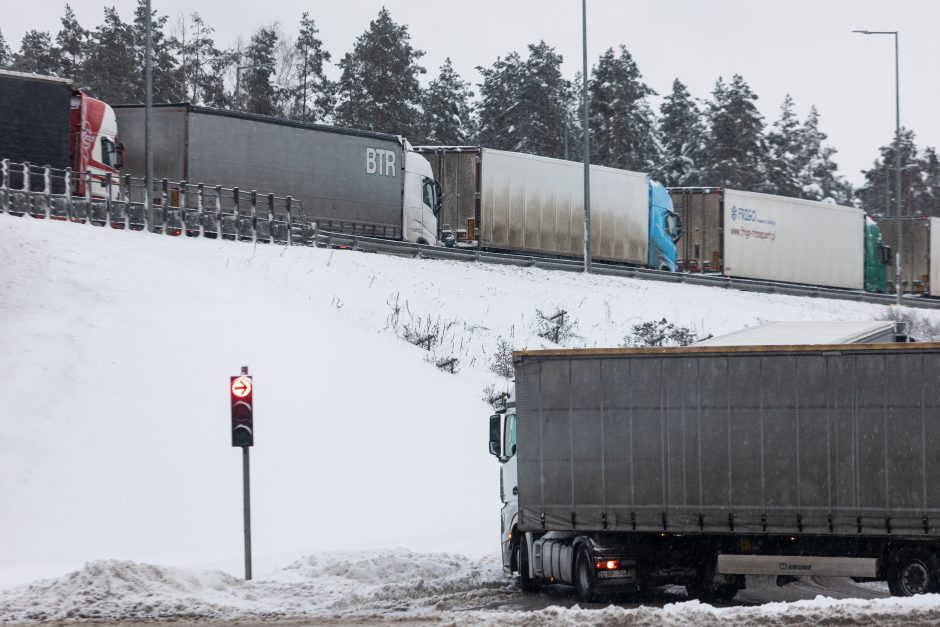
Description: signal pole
xmin=242 ymin=439 xmax=252 ymax=580
xmin=230 ymin=365 xmax=254 ymax=580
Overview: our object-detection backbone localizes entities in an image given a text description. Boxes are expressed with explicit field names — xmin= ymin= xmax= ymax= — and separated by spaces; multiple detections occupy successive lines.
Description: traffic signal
xmin=231 ymin=375 xmax=254 ymax=447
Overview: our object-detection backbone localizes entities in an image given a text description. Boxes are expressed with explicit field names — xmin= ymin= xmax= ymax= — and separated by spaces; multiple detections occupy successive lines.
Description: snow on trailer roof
xmin=695 ymin=320 xmax=901 ymax=346
xmin=512 ymin=336 xmax=930 ymax=361
xmin=0 ymin=69 xmax=73 ymax=87
xmin=111 ymin=102 xmax=404 ymax=144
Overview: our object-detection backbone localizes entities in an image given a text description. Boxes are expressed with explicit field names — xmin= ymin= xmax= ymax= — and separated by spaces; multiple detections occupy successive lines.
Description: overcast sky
xmin=6 ymin=1 xmax=938 ymax=186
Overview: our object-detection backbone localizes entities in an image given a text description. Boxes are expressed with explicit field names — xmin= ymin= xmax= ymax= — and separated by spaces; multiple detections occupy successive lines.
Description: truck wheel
xmin=518 ymin=539 xmax=538 ymax=593
xmin=575 ymin=546 xmax=597 ymax=603
xmin=887 ymin=548 xmax=940 ymax=596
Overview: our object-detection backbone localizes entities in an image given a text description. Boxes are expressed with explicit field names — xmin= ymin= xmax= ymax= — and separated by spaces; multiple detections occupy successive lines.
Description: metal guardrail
xmin=3 ymin=158 xmax=939 ymax=311
xmin=317 ymin=231 xmax=940 ymax=311
xmin=0 ymin=159 xmax=317 ymax=245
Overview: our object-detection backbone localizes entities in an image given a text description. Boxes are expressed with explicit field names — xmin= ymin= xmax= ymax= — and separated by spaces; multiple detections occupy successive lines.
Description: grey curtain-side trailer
xmin=490 ymin=343 xmax=940 ymax=601
xmin=114 ymin=104 xmax=440 ymax=243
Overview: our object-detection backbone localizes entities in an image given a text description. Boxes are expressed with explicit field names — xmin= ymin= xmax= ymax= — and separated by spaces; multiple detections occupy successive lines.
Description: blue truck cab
xmin=648 ymin=179 xmax=682 ymax=271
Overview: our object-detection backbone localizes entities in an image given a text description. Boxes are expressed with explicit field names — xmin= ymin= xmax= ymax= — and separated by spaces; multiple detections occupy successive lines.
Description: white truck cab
xmin=489 ymin=387 xmax=520 ymax=576
xmin=401 ymin=140 xmax=440 ymax=245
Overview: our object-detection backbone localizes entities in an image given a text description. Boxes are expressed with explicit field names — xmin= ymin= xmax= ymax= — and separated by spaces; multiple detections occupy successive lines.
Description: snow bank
xmin=2 ymin=549 xmax=940 ymax=625
xmin=0 ymin=549 xmax=508 ymax=622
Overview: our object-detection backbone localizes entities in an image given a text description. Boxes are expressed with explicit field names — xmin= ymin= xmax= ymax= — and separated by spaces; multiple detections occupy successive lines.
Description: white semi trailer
xmin=669 ymin=187 xmax=890 ymax=292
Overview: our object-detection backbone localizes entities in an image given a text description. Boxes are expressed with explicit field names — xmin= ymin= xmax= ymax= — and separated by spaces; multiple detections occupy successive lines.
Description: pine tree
xmin=82 ymin=8 xmax=138 ymax=102
xmin=702 ymin=74 xmax=768 ymax=190
xmin=419 ymin=58 xmax=474 ymax=145
xmin=290 ymin=13 xmax=333 ymax=122
xmin=658 ymin=79 xmax=706 ymax=186
xmin=920 ymin=147 xmax=940 ymax=217
xmin=857 ymin=128 xmax=920 ymax=216
xmin=176 ymin=12 xmax=228 ymax=105
xmin=476 ymin=52 xmax=525 ymax=151
xmin=55 ymin=5 xmax=88 ymax=81
xmin=589 ymin=45 xmax=658 ymax=172
xmin=240 ymin=26 xmax=279 ymax=115
xmin=11 ymin=30 xmax=61 ymax=75
xmin=334 ymin=8 xmax=425 ymax=136
xmin=132 ymin=0 xmax=182 ymax=102
xmin=516 ymin=41 xmax=570 ymax=159
xmin=764 ymin=95 xmax=803 ymax=197
xmin=0 ymin=29 xmax=10 ymax=67
xmin=798 ymin=106 xmax=849 ymax=203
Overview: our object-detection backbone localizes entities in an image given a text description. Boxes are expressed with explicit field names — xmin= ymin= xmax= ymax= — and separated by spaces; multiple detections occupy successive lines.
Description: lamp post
xmin=234 ymin=65 xmax=273 ymax=111
xmin=853 ymin=29 xmax=902 ymax=305
xmin=144 ymin=0 xmax=153 ymax=231
xmin=582 ymin=0 xmax=591 ymax=273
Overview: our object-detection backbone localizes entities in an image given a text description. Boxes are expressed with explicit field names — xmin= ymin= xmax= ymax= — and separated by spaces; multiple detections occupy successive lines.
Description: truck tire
xmin=518 ymin=539 xmax=538 ymax=593
xmin=575 ymin=545 xmax=597 ymax=603
xmin=686 ymin=556 xmax=741 ymax=604
xmin=887 ymin=548 xmax=940 ymax=596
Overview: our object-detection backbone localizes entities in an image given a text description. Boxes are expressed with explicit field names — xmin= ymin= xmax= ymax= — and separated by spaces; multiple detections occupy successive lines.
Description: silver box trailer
xmin=417 ymin=147 xmax=650 ymax=264
xmin=669 ymin=187 xmax=866 ymax=290
xmin=873 ymin=216 xmax=938 ymax=295
xmin=696 ymin=320 xmax=906 ymax=346
xmin=114 ymin=104 xmax=439 ymax=242
xmin=491 ymin=343 xmax=940 ymax=600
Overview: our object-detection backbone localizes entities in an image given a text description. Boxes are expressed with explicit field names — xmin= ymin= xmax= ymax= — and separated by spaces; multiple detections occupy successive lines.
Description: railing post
xmin=161 ymin=178 xmax=169 ymax=232
xmin=233 ymin=186 xmax=241 ymax=241
xmin=0 ymin=158 xmax=7 ymax=213
xmin=105 ymin=173 xmax=113 ymax=226
xmin=65 ymin=167 xmax=73 ymax=221
xmin=21 ymin=162 xmax=31 ymax=218
xmin=197 ymin=182 xmax=205 ymax=237
xmin=83 ymin=169 xmax=92 ymax=223
xmin=267 ymin=192 xmax=275 ymax=241
xmin=249 ymin=189 xmax=257 ymax=241
xmin=285 ymin=196 xmax=293 ymax=245
xmin=41 ymin=165 xmax=51 ymax=219
xmin=123 ymin=173 xmax=134 ymax=229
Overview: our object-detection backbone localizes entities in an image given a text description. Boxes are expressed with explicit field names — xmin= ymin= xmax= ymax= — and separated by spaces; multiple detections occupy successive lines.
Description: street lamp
xmin=582 ymin=0 xmax=591 ymax=273
xmin=234 ymin=64 xmax=274 ymax=111
xmin=853 ymin=29 xmax=902 ymax=305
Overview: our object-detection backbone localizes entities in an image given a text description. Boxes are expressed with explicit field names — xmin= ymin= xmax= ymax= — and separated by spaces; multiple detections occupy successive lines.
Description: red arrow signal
xmin=231 ymin=376 xmax=252 ymax=398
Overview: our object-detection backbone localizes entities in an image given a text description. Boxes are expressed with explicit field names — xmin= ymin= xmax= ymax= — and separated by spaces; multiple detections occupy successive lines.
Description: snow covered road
xmin=3 ymin=549 xmax=938 ymax=626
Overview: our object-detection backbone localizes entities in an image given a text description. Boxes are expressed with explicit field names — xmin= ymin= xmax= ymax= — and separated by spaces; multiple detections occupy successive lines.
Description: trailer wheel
xmin=518 ymin=538 xmax=538 ymax=593
xmin=575 ymin=546 xmax=597 ymax=603
xmin=686 ymin=557 xmax=741 ymax=604
xmin=887 ymin=548 xmax=940 ymax=596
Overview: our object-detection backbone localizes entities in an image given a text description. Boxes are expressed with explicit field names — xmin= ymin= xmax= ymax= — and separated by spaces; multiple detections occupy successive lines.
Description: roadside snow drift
xmin=2 ymin=214 xmax=938 ymax=622
xmin=2 ymin=552 xmax=940 ymax=625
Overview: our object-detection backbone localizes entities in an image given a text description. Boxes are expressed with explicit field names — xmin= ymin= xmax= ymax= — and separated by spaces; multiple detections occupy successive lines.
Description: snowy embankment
xmin=1 ymin=215 xmax=937 ymax=623
xmin=2 ymin=552 xmax=940 ymax=625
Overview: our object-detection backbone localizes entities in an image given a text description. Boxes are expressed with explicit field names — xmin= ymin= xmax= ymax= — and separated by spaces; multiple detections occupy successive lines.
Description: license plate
xmin=597 ymin=570 xmax=630 ymax=579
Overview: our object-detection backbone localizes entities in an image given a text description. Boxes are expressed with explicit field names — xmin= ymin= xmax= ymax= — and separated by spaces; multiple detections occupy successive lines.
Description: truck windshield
xmin=100 ymin=138 xmax=116 ymax=168
xmin=503 ymin=413 xmax=517 ymax=457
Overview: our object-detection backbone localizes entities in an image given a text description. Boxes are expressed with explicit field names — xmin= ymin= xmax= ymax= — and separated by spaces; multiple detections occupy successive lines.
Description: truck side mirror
xmin=116 ymin=143 xmax=126 ymax=169
xmin=489 ymin=414 xmax=502 ymax=457
xmin=434 ymin=181 xmax=443 ymax=213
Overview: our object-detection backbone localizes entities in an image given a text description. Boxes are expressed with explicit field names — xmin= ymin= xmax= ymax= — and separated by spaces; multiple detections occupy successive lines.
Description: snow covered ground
xmin=2 ymin=214 xmax=939 ymax=623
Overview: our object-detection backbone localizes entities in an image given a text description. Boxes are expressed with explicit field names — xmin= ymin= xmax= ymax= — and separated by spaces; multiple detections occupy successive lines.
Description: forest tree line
xmin=2 ymin=3 xmax=939 ymax=216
